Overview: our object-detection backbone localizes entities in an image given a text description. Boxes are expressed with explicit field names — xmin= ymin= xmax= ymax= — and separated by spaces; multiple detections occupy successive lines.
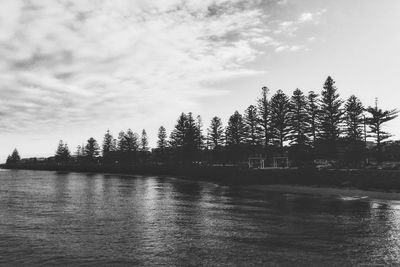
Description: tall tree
xmin=307 ymin=91 xmax=320 ymax=145
xmin=169 ymin=112 xmax=201 ymax=161
xmin=365 ymin=101 xmax=399 ymax=161
xmin=244 ymin=105 xmax=261 ymax=146
xmin=289 ymin=88 xmax=309 ymax=145
xmin=257 ymin=86 xmax=271 ymax=147
xmin=184 ymin=112 xmax=200 ymax=152
xmin=140 ymin=129 xmax=149 ymax=151
xmin=11 ymin=148 xmax=20 ymax=161
xmin=270 ymin=90 xmax=291 ymax=148
xmin=63 ymin=144 xmax=71 ymax=160
xmin=55 ymin=140 xmax=65 ymax=159
xmin=55 ymin=140 xmax=70 ymax=163
xmin=226 ymin=111 xmax=246 ymax=146
xmin=117 ymin=131 xmax=127 ymax=152
xmin=6 ymin=148 xmax=20 ymax=164
xmin=344 ymin=95 xmax=364 ymax=142
xmin=85 ymin=137 xmax=100 ymax=159
xmin=125 ymin=129 xmax=139 ymax=152
xmin=342 ymin=95 xmax=365 ymax=164
xmin=319 ymin=76 xmax=343 ymax=157
xmin=169 ymin=113 xmax=188 ymax=148
xmin=102 ymin=130 xmax=115 ymax=156
xmin=157 ymin=126 xmax=168 ymax=149
xmin=207 ymin=116 xmax=224 ymax=149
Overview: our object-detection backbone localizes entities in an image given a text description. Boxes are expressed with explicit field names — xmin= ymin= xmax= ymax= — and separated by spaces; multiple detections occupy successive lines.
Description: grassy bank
xmin=2 ymin=163 xmax=400 ymax=192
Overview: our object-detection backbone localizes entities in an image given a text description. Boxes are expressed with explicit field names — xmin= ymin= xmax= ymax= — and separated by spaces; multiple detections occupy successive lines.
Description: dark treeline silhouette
xmin=152 ymin=76 xmax=398 ymax=168
xmin=4 ymin=76 xmax=399 ymax=170
xmin=47 ymin=129 xmax=150 ymax=166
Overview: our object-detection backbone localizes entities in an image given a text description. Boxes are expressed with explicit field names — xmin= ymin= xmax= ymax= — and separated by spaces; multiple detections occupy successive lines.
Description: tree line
xmin=153 ymin=76 xmax=398 ymax=166
xmin=5 ymin=76 xmax=398 ymax=168
xmin=51 ymin=129 xmax=150 ymax=164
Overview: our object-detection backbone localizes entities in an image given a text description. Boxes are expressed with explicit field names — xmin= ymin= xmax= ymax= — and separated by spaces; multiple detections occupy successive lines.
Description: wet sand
xmin=246 ymin=184 xmax=400 ymax=200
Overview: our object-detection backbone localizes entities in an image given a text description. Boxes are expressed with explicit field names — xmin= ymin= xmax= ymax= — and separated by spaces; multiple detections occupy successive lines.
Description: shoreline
xmin=246 ymin=184 xmax=400 ymax=201
xmin=3 ymin=165 xmax=400 ymax=198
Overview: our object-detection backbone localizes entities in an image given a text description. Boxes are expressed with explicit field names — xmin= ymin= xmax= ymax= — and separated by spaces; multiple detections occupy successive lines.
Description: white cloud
xmin=273 ymin=8 xmax=327 ymax=36
xmin=0 ymin=1 xmax=269 ymax=129
xmin=299 ymin=12 xmax=313 ymax=23
xmin=274 ymin=44 xmax=305 ymax=52
xmin=0 ymin=0 xmax=324 ymax=155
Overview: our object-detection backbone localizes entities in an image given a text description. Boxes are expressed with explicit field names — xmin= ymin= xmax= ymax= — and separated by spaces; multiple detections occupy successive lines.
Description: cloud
xmin=0 ymin=0 xmax=323 ymax=141
xmin=299 ymin=12 xmax=313 ymax=23
xmin=273 ymin=8 xmax=327 ymax=36
xmin=277 ymin=0 xmax=288 ymax=6
xmin=274 ymin=44 xmax=306 ymax=52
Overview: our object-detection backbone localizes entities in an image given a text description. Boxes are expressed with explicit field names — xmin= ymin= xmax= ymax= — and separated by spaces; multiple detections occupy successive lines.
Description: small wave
xmin=339 ymin=195 xmax=369 ymax=201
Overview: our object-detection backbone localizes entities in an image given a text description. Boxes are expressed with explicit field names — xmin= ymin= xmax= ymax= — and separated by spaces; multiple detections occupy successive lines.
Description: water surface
xmin=1 ymin=169 xmax=400 ymax=266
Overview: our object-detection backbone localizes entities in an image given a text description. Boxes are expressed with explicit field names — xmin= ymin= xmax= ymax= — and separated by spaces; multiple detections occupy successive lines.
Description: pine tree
xmin=169 ymin=112 xmax=201 ymax=161
xmin=117 ymin=131 xmax=127 ymax=152
xmin=63 ymin=144 xmax=71 ymax=160
xmin=102 ymin=130 xmax=115 ymax=156
xmin=157 ymin=126 xmax=168 ymax=149
xmin=244 ymin=105 xmax=261 ymax=146
xmin=270 ymin=90 xmax=291 ymax=148
xmin=55 ymin=140 xmax=70 ymax=163
xmin=207 ymin=116 xmax=224 ymax=149
xmin=184 ymin=112 xmax=200 ymax=152
xmin=169 ymin=113 xmax=188 ymax=148
xmin=307 ymin=91 xmax=320 ymax=146
xmin=226 ymin=111 xmax=246 ymax=146
xmin=55 ymin=140 xmax=65 ymax=160
xmin=85 ymin=137 xmax=100 ymax=159
xmin=125 ymin=129 xmax=139 ymax=152
xmin=319 ymin=76 xmax=343 ymax=157
xmin=342 ymin=95 xmax=365 ymax=164
xmin=344 ymin=95 xmax=364 ymax=142
xmin=289 ymin=88 xmax=309 ymax=145
xmin=11 ymin=148 xmax=20 ymax=162
xmin=140 ymin=129 xmax=149 ymax=151
xmin=257 ymin=86 xmax=271 ymax=147
xmin=366 ymin=100 xmax=398 ymax=161
xmin=6 ymin=148 xmax=20 ymax=164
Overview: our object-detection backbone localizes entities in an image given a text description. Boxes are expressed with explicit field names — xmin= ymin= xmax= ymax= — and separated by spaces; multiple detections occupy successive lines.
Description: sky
xmin=0 ymin=0 xmax=399 ymax=161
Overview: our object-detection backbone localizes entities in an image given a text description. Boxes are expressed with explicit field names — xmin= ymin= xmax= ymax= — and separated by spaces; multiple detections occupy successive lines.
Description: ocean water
xmin=1 ymin=169 xmax=400 ymax=266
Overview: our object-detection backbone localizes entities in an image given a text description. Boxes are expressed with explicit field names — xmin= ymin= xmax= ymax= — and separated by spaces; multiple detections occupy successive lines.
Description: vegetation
xmin=4 ymin=76 xmax=399 ymax=170
xmin=207 ymin=116 xmax=224 ymax=149
xmin=270 ymin=90 xmax=291 ymax=148
xmin=6 ymin=149 xmax=20 ymax=165
xmin=55 ymin=140 xmax=71 ymax=163
xmin=366 ymin=101 xmax=399 ymax=161
xmin=318 ymin=76 xmax=344 ymax=158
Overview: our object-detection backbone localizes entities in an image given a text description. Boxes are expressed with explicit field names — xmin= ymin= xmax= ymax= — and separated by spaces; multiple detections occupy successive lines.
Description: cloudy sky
xmin=0 ymin=0 xmax=399 ymax=160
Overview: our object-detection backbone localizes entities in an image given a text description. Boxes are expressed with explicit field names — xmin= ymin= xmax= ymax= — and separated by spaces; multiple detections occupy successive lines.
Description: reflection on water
xmin=1 ymin=169 xmax=400 ymax=266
